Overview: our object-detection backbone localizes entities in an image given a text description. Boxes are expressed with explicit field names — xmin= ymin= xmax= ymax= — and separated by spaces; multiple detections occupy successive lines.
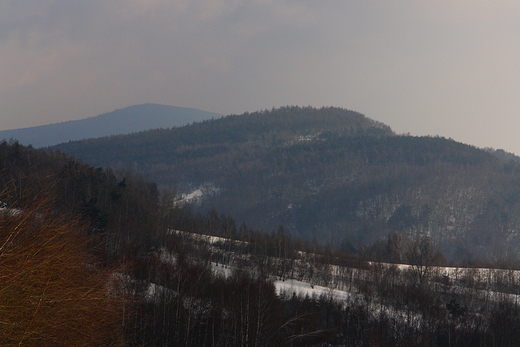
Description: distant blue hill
xmin=0 ymin=103 xmax=222 ymax=148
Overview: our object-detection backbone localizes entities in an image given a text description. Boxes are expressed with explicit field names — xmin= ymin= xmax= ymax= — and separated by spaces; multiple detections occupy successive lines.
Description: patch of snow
xmin=181 ymin=189 xmax=204 ymax=203
xmin=211 ymin=262 xmax=234 ymax=278
xmin=167 ymin=229 xmax=249 ymax=246
xmin=275 ymin=278 xmax=350 ymax=302
xmin=0 ymin=203 xmax=22 ymax=216
xmin=174 ymin=184 xmax=220 ymax=205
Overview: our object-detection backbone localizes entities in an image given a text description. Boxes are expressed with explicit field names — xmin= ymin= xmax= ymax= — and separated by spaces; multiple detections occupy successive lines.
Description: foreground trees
xmin=0 ymin=189 xmax=126 ymax=346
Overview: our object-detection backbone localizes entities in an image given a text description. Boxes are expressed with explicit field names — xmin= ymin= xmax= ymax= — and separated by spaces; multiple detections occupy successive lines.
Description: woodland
xmin=3 ymin=104 xmax=520 ymax=345
xmin=54 ymin=106 xmax=520 ymax=263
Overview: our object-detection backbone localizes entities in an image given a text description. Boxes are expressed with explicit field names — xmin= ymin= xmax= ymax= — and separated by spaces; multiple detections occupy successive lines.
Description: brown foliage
xmin=0 ymin=188 xmax=126 ymax=346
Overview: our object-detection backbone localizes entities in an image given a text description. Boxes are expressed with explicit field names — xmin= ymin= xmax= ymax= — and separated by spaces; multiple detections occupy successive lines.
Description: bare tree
xmin=405 ymin=235 xmax=442 ymax=288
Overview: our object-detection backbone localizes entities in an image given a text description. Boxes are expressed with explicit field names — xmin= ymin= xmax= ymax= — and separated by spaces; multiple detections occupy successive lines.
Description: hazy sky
xmin=2 ymin=1 xmax=520 ymax=153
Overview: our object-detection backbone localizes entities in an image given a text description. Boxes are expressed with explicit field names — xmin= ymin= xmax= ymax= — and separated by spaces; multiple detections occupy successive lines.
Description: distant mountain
xmin=0 ymin=103 xmax=222 ymax=148
xmin=51 ymin=106 xmax=520 ymax=261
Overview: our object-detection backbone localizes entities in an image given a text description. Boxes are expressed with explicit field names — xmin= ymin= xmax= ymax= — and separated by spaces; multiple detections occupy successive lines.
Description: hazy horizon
xmin=2 ymin=1 xmax=520 ymax=153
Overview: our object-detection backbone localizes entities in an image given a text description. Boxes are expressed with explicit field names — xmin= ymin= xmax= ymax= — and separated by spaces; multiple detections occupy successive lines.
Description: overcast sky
xmin=2 ymin=1 xmax=520 ymax=153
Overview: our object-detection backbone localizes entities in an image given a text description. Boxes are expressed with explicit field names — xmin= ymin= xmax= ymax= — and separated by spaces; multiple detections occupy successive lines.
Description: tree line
xmin=50 ymin=107 xmax=520 ymax=263
xmin=3 ymin=139 xmax=520 ymax=345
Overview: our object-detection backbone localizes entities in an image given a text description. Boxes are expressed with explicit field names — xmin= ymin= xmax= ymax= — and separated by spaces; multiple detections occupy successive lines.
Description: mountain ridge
xmin=51 ymin=106 xmax=520 ymax=261
xmin=3 ymin=125 xmax=520 ymax=346
xmin=0 ymin=103 xmax=222 ymax=148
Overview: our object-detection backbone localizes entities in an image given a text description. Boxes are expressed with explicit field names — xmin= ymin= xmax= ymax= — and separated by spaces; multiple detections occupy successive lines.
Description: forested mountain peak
xmin=51 ymin=106 xmax=520 ymax=262
xmin=49 ymin=106 xmax=393 ymax=179
xmin=219 ymin=106 xmax=394 ymax=137
xmin=55 ymin=105 xmax=392 ymax=146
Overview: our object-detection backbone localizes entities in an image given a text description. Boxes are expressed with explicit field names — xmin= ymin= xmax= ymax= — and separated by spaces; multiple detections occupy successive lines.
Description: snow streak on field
xmin=166 ymin=230 xmax=520 ymax=308
xmin=210 ymin=261 xmax=350 ymax=301
xmin=275 ymin=278 xmax=350 ymax=301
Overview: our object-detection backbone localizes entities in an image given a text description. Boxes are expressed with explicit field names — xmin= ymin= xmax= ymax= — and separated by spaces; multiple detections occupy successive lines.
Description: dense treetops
xmin=50 ymin=106 xmax=520 ymax=262
xmin=4 ymin=134 xmax=520 ymax=345
xmin=52 ymin=106 xmax=393 ymax=164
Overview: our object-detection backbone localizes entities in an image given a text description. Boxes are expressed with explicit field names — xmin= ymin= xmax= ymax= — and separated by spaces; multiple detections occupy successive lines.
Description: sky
xmin=2 ymin=1 xmax=520 ymax=153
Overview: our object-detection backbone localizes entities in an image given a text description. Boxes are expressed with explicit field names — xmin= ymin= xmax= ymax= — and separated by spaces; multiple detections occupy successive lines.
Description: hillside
xmin=4 ymin=139 xmax=520 ymax=346
xmin=51 ymin=106 xmax=520 ymax=261
xmin=0 ymin=103 xmax=221 ymax=148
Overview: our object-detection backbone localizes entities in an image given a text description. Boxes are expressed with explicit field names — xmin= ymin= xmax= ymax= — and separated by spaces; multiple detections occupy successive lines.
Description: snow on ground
xmin=0 ymin=205 xmax=22 ymax=216
xmin=167 ymin=229 xmax=249 ymax=246
xmin=174 ymin=184 xmax=220 ymax=205
xmin=180 ymin=189 xmax=204 ymax=203
xmin=275 ymin=278 xmax=350 ymax=302
xmin=209 ymin=260 xmax=350 ymax=301
xmin=168 ymin=230 xmax=520 ymax=307
xmin=211 ymin=262 xmax=234 ymax=278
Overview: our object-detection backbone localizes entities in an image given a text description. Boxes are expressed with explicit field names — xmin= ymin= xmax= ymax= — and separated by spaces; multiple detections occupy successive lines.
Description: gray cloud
xmin=2 ymin=1 xmax=520 ymax=153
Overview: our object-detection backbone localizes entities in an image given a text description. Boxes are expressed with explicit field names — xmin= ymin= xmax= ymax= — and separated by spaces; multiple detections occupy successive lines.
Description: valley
xmin=3 ymin=105 xmax=520 ymax=345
